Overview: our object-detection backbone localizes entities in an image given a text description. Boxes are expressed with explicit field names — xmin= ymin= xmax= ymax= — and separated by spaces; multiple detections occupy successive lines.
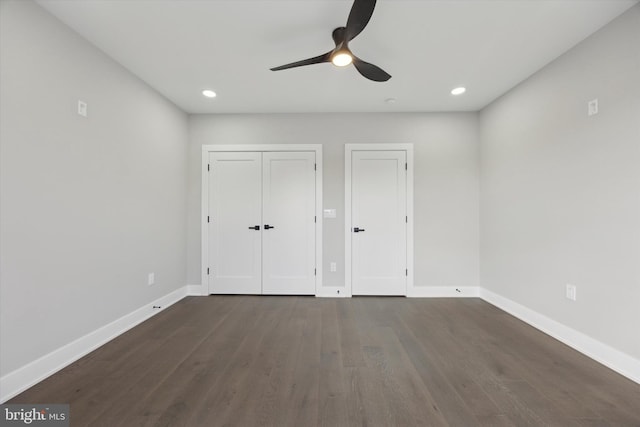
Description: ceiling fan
xmin=270 ymin=0 xmax=391 ymax=82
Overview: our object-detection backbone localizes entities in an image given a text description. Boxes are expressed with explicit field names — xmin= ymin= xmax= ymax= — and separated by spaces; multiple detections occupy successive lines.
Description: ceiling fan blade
xmin=270 ymin=52 xmax=332 ymax=71
xmin=353 ymin=56 xmax=391 ymax=82
xmin=345 ymin=0 xmax=377 ymax=41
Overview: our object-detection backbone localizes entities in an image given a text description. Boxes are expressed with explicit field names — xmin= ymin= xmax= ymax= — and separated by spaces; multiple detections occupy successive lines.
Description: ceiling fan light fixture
xmin=270 ymin=0 xmax=391 ymax=81
xmin=331 ymin=52 xmax=353 ymax=67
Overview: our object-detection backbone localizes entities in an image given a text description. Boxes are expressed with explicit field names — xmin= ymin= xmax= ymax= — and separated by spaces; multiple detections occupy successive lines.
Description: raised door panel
xmin=262 ymin=152 xmax=316 ymax=295
xmin=352 ymin=150 xmax=407 ymax=295
xmin=208 ymin=152 xmax=262 ymax=294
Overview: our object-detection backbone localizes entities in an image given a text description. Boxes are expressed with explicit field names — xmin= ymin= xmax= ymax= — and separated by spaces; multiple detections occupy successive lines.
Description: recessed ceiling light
xmin=451 ymin=87 xmax=466 ymax=96
xmin=385 ymin=98 xmax=397 ymax=104
xmin=202 ymin=89 xmax=217 ymax=98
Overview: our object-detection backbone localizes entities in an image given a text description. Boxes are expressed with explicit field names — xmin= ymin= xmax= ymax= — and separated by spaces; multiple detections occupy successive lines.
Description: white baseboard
xmin=314 ymin=285 xmax=480 ymax=298
xmin=408 ymin=286 xmax=480 ymax=298
xmin=186 ymin=284 xmax=206 ymax=296
xmin=0 ymin=286 xmax=189 ymax=403
xmin=480 ymin=287 xmax=640 ymax=385
xmin=315 ymin=287 xmax=351 ymax=298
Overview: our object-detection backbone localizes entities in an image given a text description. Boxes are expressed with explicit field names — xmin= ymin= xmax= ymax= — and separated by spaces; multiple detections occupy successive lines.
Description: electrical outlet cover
xmin=588 ymin=99 xmax=598 ymax=116
xmin=78 ymin=100 xmax=87 ymax=117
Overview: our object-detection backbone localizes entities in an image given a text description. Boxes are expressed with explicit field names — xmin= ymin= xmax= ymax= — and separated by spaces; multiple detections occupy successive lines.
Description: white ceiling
xmin=37 ymin=0 xmax=637 ymax=114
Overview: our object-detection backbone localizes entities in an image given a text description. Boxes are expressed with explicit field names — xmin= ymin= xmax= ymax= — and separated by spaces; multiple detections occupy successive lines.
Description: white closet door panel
xmin=208 ymin=152 xmax=262 ymax=294
xmin=352 ymin=151 xmax=407 ymax=295
xmin=262 ymin=152 xmax=316 ymax=294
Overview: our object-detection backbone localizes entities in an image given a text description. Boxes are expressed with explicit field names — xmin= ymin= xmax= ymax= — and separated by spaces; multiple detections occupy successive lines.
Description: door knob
xmin=264 ymin=224 xmax=275 ymax=230
xmin=248 ymin=225 xmax=260 ymax=230
xmin=353 ymin=227 xmax=365 ymax=233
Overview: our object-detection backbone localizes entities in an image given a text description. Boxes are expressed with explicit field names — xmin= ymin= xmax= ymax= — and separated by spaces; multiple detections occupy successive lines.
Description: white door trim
xmin=201 ymin=144 xmax=323 ymax=296
xmin=345 ymin=144 xmax=414 ymax=297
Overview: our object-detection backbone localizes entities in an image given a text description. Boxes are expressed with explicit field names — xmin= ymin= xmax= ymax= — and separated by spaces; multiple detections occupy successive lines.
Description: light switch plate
xmin=323 ymin=209 xmax=336 ymax=218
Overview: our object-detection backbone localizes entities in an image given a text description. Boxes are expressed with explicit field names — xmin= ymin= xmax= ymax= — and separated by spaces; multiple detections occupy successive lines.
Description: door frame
xmin=201 ymin=144 xmax=323 ymax=296
xmin=345 ymin=144 xmax=414 ymax=297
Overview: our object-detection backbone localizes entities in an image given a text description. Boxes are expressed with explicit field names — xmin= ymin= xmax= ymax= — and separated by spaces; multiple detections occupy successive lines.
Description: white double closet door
xmin=207 ymin=151 xmax=316 ymax=295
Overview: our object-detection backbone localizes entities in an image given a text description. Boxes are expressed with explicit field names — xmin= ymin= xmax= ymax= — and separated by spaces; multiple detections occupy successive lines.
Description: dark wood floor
xmin=10 ymin=296 xmax=640 ymax=426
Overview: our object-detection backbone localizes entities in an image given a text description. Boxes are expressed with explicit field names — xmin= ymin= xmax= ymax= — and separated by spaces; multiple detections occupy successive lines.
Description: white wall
xmin=188 ymin=113 xmax=480 ymax=290
xmin=480 ymin=5 xmax=640 ymax=360
xmin=0 ymin=0 xmax=189 ymax=377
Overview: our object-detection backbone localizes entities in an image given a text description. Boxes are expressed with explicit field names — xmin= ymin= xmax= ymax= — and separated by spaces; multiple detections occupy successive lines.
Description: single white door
xmin=351 ymin=151 xmax=407 ymax=295
xmin=208 ymin=152 xmax=262 ymax=294
xmin=262 ymin=152 xmax=316 ymax=294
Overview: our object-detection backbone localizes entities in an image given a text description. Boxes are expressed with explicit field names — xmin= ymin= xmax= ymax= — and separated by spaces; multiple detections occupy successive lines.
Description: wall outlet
xmin=148 ymin=273 xmax=155 ymax=286
xmin=588 ymin=99 xmax=598 ymax=116
xmin=565 ymin=283 xmax=577 ymax=301
xmin=330 ymin=262 xmax=337 ymax=272
xmin=77 ymin=100 xmax=88 ymax=117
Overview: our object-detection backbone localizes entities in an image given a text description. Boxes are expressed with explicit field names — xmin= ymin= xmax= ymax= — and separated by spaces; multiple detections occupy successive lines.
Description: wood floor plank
xmin=198 ymin=298 xmax=298 ymax=427
xmin=336 ymin=300 xmax=366 ymax=368
xmin=345 ymin=366 xmax=393 ymax=427
xmin=82 ymin=314 xmax=233 ymax=426
xmin=184 ymin=297 xmax=284 ymax=426
xmin=415 ymin=299 xmax=586 ymax=426
xmin=456 ymin=299 xmax=640 ymax=424
xmin=434 ymin=299 xmax=603 ymax=417
xmin=355 ymin=298 xmax=450 ymax=426
xmin=409 ymin=301 xmax=541 ymax=422
xmin=9 ymin=296 xmax=640 ymax=426
xmin=577 ymin=418 xmax=614 ymax=427
xmin=387 ymin=299 xmax=501 ymax=422
xmin=279 ymin=305 xmax=322 ymax=427
xmin=110 ymin=295 xmax=251 ymax=426
xmin=317 ymin=300 xmax=349 ymax=427
xmin=392 ymin=314 xmax=483 ymax=425
xmin=476 ymin=413 xmax=517 ymax=427
xmin=249 ymin=298 xmax=310 ymax=427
